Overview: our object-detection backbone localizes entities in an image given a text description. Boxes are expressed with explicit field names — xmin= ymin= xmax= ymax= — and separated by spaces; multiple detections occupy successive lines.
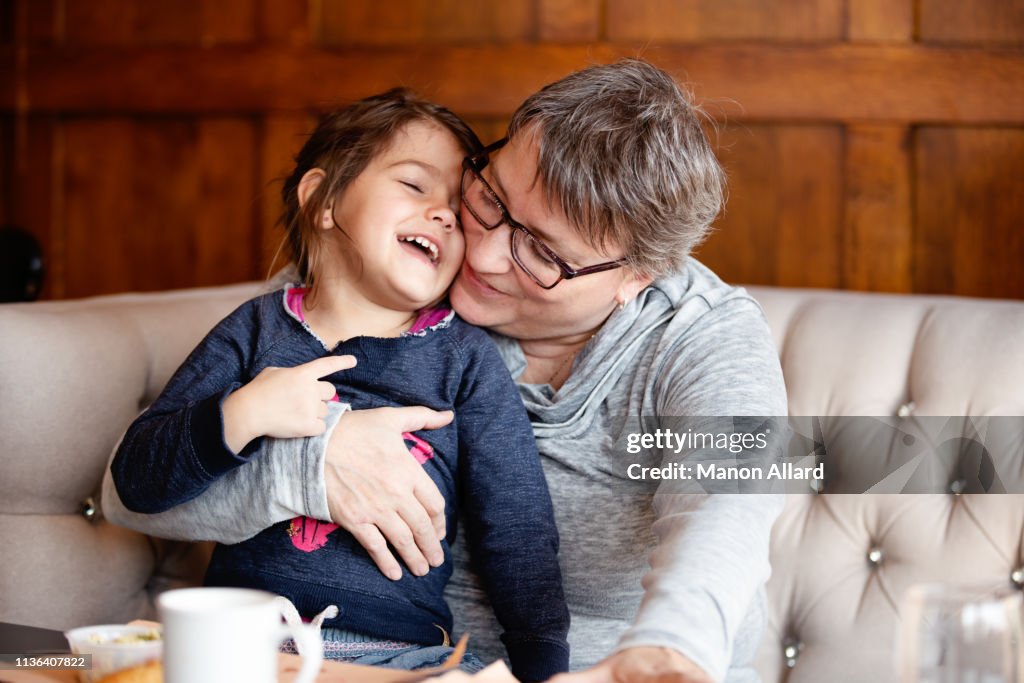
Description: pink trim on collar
xmin=284 ymin=287 xmax=450 ymax=335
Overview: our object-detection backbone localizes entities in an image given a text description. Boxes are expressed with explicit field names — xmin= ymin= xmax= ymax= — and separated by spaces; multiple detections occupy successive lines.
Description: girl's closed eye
xmin=400 ymin=180 xmax=424 ymax=193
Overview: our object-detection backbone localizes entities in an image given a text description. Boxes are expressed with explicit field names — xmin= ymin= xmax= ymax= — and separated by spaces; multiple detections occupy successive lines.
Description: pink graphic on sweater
xmin=284 ymin=286 xmax=439 ymax=552
xmin=286 ymin=432 xmax=435 ymax=551
xmin=287 ymin=518 xmax=339 ymax=552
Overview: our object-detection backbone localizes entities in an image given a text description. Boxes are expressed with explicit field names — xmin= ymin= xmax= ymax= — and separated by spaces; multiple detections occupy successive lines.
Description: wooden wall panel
xmin=19 ymin=45 xmax=1024 ymax=125
xmin=914 ymin=128 xmax=1024 ymax=298
xmin=258 ymin=113 xmax=314 ymax=276
xmin=62 ymin=0 xmax=256 ymax=45
xmin=1 ymin=1 xmax=14 ymax=44
xmin=4 ymin=0 xmax=1024 ymax=300
xmin=194 ymin=118 xmax=258 ymax=286
xmin=920 ymin=0 xmax=1024 ymax=45
xmin=463 ymin=118 xmax=509 ymax=148
xmin=258 ymin=0 xmax=310 ymax=44
xmin=5 ymin=117 xmax=59 ymax=298
xmin=62 ymin=117 xmax=260 ymax=297
xmin=606 ymin=0 xmax=843 ymax=42
xmin=317 ymin=1 xmax=535 ymax=45
xmin=8 ymin=0 xmax=56 ymax=43
xmin=847 ymin=0 xmax=914 ymax=42
xmin=697 ymin=125 xmax=844 ymax=289
xmin=538 ymin=0 xmax=601 ymax=42
xmin=842 ymin=126 xmax=912 ymax=292
xmin=63 ymin=118 xmax=132 ymax=297
xmin=0 ymin=115 xmax=11 ymax=223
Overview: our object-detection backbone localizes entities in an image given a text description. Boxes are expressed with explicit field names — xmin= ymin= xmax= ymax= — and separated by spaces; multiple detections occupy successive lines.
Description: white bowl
xmin=64 ymin=624 xmax=162 ymax=683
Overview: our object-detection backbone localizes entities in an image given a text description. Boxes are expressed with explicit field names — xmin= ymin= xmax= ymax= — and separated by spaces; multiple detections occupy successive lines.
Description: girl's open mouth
xmin=398 ymin=235 xmax=440 ymax=265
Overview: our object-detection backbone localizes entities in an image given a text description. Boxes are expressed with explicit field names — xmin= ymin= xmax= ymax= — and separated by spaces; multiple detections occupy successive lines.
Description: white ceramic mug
xmin=157 ymin=587 xmax=322 ymax=683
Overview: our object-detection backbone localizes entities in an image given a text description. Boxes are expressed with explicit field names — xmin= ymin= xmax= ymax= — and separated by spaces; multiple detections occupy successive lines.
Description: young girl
xmin=110 ymin=89 xmax=569 ymax=681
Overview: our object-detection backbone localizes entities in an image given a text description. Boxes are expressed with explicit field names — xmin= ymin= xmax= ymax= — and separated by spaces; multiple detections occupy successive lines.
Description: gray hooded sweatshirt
xmin=103 ymin=258 xmax=787 ymax=682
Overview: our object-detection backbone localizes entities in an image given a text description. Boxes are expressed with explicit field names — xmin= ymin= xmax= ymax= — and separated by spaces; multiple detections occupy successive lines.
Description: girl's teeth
xmin=402 ymin=236 xmax=439 ymax=262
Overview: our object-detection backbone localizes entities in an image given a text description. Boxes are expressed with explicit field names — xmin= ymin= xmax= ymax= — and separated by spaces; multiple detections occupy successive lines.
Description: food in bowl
xmin=64 ymin=624 xmax=163 ymax=683
xmin=89 ymin=630 xmax=161 ymax=645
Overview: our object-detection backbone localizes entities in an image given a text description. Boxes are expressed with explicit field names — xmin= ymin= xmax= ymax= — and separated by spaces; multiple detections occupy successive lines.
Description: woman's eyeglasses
xmin=460 ymin=138 xmax=626 ymax=290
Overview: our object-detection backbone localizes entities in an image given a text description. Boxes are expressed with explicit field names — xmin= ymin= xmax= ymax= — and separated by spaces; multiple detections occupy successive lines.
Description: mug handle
xmin=276 ymin=622 xmax=323 ymax=683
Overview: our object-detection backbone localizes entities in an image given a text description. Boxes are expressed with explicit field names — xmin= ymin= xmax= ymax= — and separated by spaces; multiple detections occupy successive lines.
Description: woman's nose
xmin=464 ymin=218 xmax=513 ymax=275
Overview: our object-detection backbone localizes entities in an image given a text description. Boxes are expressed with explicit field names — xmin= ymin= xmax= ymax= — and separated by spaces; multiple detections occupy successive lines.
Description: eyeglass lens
xmin=462 ymin=166 xmax=563 ymax=288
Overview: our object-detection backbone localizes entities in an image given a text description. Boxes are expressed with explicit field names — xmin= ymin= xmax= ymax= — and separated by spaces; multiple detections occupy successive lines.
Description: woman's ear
xmin=616 ymin=271 xmax=654 ymax=307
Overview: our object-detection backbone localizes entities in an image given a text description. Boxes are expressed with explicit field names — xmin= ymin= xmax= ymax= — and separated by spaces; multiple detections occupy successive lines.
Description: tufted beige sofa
xmin=1 ymin=280 xmax=1022 ymax=683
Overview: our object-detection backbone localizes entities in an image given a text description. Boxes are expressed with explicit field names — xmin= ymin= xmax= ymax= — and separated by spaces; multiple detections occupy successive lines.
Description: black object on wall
xmin=0 ymin=226 xmax=45 ymax=302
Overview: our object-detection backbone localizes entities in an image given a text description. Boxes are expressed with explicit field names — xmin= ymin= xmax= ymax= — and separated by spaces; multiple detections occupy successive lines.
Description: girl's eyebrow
xmin=388 ymin=159 xmax=440 ymax=176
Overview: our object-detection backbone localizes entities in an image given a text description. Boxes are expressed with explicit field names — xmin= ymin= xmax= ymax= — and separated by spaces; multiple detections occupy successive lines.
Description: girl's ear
xmin=297 ymin=168 xmax=334 ymax=230
xmin=297 ymin=168 xmax=325 ymax=208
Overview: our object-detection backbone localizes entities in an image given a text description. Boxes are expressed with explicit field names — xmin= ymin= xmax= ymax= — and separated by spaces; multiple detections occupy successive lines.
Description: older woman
xmin=104 ymin=60 xmax=786 ymax=683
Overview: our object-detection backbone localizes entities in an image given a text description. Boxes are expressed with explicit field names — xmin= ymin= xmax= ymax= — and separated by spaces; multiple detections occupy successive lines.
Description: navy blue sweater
xmin=111 ymin=289 xmax=569 ymax=680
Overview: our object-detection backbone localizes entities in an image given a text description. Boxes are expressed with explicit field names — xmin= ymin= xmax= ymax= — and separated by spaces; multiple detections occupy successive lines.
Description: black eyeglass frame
xmin=460 ymin=138 xmax=627 ymax=290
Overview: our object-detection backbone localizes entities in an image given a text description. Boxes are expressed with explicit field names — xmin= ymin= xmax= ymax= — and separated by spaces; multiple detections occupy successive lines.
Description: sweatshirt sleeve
xmin=110 ymin=301 xmax=265 ymax=514
xmin=614 ymin=296 xmax=787 ymax=682
xmin=102 ymin=401 xmax=346 ymax=542
xmin=455 ymin=333 xmax=570 ymax=682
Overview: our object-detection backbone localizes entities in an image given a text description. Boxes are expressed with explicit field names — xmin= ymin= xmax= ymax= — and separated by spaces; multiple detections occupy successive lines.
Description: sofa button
xmin=897 ymin=402 xmax=915 ymax=417
xmin=80 ymin=497 xmax=99 ymax=523
xmin=783 ymin=638 xmax=802 ymax=668
xmin=1012 ymin=568 xmax=1024 ymax=589
xmin=867 ymin=547 xmax=884 ymax=566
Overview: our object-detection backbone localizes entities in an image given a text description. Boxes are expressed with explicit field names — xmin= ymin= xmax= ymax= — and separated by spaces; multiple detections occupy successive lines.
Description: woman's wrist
xmin=221 ymin=386 xmax=260 ymax=454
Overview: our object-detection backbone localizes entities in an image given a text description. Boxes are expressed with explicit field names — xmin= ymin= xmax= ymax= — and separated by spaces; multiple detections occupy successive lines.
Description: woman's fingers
xmin=323 ymin=406 xmax=452 ymax=578
xmin=415 ymin=478 xmax=448 ymax=545
xmin=347 ymin=522 xmax=403 ymax=581
xmin=376 ymin=510 xmax=430 ymax=577
xmin=396 ymin=494 xmax=445 ymax=569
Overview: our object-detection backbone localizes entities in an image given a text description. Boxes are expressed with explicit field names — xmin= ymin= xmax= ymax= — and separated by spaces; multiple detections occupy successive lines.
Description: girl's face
xmin=327 ymin=120 xmax=466 ymax=312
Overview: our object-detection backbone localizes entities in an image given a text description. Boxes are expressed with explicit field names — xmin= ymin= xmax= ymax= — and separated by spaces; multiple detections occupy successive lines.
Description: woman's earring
xmin=617 ymin=299 xmax=626 ymax=312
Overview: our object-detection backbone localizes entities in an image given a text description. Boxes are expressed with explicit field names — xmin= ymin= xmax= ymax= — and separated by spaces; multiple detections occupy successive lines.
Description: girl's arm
xmin=109 ymin=296 xmax=353 ymax=516
xmin=103 ymin=401 xmax=450 ymax=568
xmin=102 ymin=402 xmax=347 ymax=542
xmin=109 ymin=305 xmax=260 ymax=514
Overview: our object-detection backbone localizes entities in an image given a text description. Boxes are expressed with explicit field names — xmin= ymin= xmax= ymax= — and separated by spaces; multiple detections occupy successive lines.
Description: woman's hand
xmin=550 ymin=648 xmax=714 ymax=683
xmin=324 ymin=405 xmax=454 ymax=580
xmin=222 ymin=355 xmax=357 ymax=453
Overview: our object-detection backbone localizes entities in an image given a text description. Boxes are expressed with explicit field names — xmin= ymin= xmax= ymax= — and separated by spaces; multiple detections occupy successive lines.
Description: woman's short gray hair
xmin=508 ymin=59 xmax=725 ymax=278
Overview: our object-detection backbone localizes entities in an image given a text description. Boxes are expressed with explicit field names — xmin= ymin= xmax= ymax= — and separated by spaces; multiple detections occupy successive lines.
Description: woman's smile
xmin=456 ymin=260 xmax=506 ymax=298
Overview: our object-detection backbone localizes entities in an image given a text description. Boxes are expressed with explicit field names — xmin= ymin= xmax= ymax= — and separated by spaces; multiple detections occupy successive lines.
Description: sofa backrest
xmin=746 ymin=286 xmax=1024 ymax=683
xmin=0 ymin=282 xmax=265 ymax=628
xmin=1 ymin=282 xmax=1022 ymax=683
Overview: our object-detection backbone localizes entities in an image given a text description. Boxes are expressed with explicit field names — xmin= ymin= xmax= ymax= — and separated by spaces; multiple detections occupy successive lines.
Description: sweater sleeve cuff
xmin=305 ymin=400 xmax=349 ymax=520
xmin=503 ymin=639 xmax=570 ymax=682
xmin=189 ymin=385 xmax=263 ymax=477
xmin=616 ymin=593 xmax=729 ymax=683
